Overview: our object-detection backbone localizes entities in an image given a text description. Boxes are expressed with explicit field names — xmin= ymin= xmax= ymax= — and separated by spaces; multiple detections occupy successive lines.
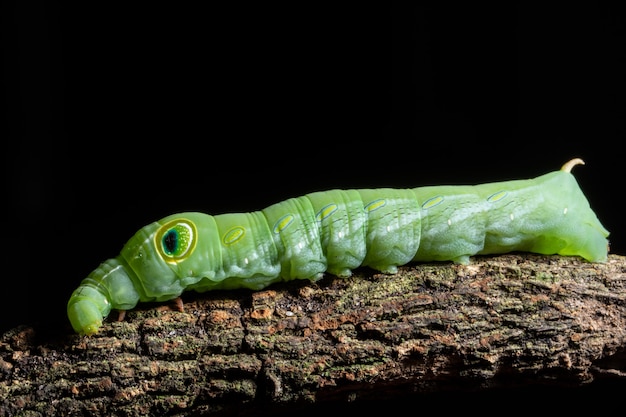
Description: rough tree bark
xmin=1 ymin=254 xmax=626 ymax=416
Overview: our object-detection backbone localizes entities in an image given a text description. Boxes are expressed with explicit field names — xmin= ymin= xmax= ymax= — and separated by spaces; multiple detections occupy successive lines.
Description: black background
xmin=2 ymin=3 xmax=625 ymax=413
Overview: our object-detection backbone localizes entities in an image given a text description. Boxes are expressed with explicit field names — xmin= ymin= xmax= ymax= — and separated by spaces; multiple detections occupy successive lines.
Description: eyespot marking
xmin=316 ymin=204 xmax=338 ymax=221
xmin=162 ymin=230 xmax=178 ymax=254
xmin=273 ymin=214 xmax=294 ymax=234
xmin=487 ymin=190 xmax=508 ymax=203
xmin=364 ymin=199 xmax=386 ymax=212
xmin=155 ymin=218 xmax=197 ymax=262
xmin=223 ymin=226 xmax=245 ymax=245
xmin=422 ymin=196 xmax=444 ymax=209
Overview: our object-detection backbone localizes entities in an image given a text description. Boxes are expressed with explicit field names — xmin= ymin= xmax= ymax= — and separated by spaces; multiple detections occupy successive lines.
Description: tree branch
xmin=2 ymin=254 xmax=626 ymax=416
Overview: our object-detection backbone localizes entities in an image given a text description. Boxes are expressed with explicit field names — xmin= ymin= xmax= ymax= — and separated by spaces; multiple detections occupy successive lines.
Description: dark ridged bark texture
xmin=2 ymin=254 xmax=626 ymax=416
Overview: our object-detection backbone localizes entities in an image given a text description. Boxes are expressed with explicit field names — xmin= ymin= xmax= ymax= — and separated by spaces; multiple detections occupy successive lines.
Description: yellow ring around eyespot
xmin=154 ymin=218 xmax=198 ymax=262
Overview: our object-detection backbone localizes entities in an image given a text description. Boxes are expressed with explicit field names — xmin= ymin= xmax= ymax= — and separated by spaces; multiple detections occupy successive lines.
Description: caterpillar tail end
xmin=67 ymin=257 xmax=139 ymax=335
xmin=561 ymin=158 xmax=585 ymax=173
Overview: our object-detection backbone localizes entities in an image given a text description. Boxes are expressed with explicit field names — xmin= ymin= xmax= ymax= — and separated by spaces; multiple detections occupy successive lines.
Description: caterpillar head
xmin=67 ymin=258 xmax=139 ymax=335
xmin=67 ymin=286 xmax=108 ymax=335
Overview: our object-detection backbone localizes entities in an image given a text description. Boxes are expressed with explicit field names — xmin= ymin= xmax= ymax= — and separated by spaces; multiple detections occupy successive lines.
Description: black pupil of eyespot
xmin=163 ymin=230 xmax=178 ymax=254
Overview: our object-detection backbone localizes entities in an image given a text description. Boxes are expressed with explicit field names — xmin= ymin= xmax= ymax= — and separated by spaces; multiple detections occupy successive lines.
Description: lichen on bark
xmin=1 ymin=254 xmax=626 ymax=416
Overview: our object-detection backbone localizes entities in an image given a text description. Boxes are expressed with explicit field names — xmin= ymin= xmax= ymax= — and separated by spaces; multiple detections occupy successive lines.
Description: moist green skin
xmin=67 ymin=159 xmax=609 ymax=335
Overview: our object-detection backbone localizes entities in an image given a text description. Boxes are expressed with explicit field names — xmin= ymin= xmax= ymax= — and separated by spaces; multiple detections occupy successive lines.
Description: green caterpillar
xmin=68 ymin=159 xmax=609 ymax=335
